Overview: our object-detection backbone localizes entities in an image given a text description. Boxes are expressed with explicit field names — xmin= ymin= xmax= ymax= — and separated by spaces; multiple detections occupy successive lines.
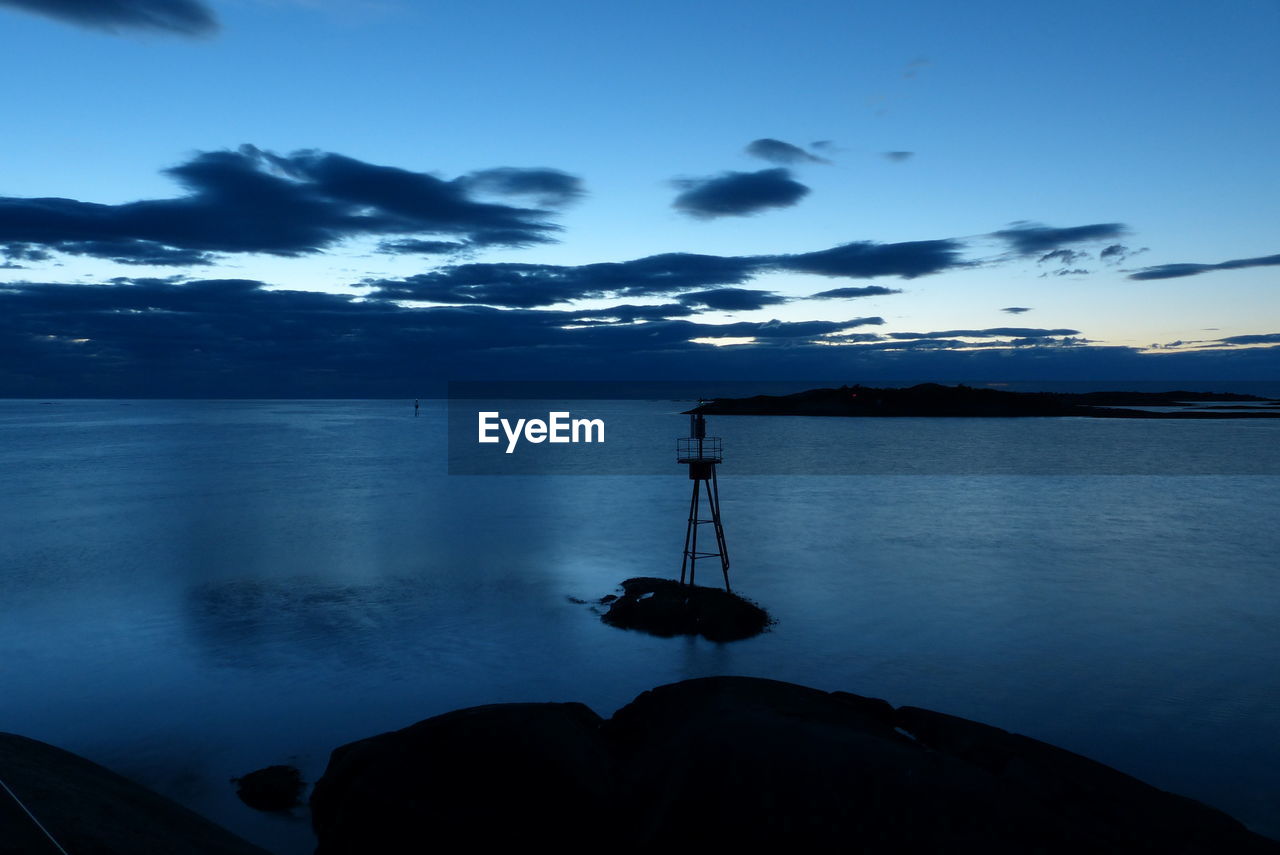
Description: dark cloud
xmin=887 ymin=327 xmax=1080 ymax=340
xmin=842 ymin=337 xmax=1086 ymax=352
xmin=744 ymin=139 xmax=830 ymax=165
xmin=376 ymin=239 xmax=469 ymax=256
xmin=53 ymin=240 xmax=216 ymax=266
xmin=882 ymin=151 xmax=914 ymax=162
xmin=2 ymin=243 xmax=53 ymax=262
xmin=1099 ymin=243 xmax=1146 ymax=265
xmin=365 ymin=253 xmax=762 ymax=307
xmin=810 ymin=141 xmax=838 ymax=153
xmin=677 ymin=288 xmax=788 ymax=311
xmin=4 ymin=276 xmax=1277 ymax=396
xmin=818 ymin=331 xmax=884 ymax=342
xmin=1216 ymin=333 xmax=1280 ymax=345
xmin=776 ymin=239 xmax=964 ymax=279
xmin=994 ymin=222 xmax=1126 ymax=256
xmin=1038 ymin=248 xmax=1086 ymax=265
xmin=809 ymin=286 xmax=903 ymax=299
xmin=0 ymin=146 xmax=567 ymax=265
xmin=672 ymin=168 xmax=810 ymax=219
xmin=565 ymin=304 xmax=694 ymax=323
xmin=1001 ymin=307 xmax=1032 ymax=314
xmin=1148 ymin=331 xmax=1280 ymax=350
xmin=460 ymin=167 xmax=584 ymax=208
xmin=1128 ymin=252 xmax=1280 ymax=281
xmin=740 ymin=317 xmax=883 ymax=338
xmin=0 ymin=277 xmax=883 ymax=394
xmin=367 ymin=238 xmax=967 ymax=307
xmin=0 ymin=0 xmax=217 ymax=36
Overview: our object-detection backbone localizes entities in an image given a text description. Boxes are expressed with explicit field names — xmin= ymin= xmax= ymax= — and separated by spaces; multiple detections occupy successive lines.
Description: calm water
xmin=2 ymin=399 xmax=1278 ymax=853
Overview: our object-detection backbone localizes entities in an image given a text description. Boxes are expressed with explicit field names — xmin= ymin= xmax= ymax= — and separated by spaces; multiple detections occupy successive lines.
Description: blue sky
xmin=1 ymin=0 xmax=1277 ymax=394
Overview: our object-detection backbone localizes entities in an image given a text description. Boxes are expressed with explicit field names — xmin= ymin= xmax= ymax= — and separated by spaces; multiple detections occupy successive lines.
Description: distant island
xmin=690 ymin=383 xmax=1280 ymax=419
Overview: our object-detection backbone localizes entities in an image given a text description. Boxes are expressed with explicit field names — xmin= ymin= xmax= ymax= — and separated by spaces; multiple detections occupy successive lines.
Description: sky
xmin=1 ymin=0 xmax=1277 ymax=396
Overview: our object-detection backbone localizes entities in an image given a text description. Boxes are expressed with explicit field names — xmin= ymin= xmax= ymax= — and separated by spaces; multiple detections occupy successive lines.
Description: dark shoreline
xmin=691 ymin=383 xmax=1280 ymax=419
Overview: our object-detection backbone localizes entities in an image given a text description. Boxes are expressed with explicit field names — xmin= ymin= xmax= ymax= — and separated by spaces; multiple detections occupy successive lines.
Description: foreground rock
xmin=310 ymin=702 xmax=612 ymax=853
xmin=0 ymin=732 xmax=270 ymax=855
xmin=600 ymin=577 xmax=771 ymax=641
xmin=311 ymin=677 xmax=1278 ymax=854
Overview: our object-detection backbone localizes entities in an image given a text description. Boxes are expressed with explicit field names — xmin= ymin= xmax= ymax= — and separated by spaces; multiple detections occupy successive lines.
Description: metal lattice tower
xmin=677 ymin=411 xmax=730 ymax=591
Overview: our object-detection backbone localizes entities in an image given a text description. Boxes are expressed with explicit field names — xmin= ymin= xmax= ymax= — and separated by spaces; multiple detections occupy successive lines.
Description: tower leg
xmin=709 ymin=468 xmax=731 ymax=592
xmin=679 ymin=477 xmax=698 ymax=585
xmin=687 ymin=478 xmax=701 ymax=587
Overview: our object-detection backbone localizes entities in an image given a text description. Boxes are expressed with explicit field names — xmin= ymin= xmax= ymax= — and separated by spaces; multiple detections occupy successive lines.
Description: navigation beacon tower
xmin=677 ymin=410 xmax=731 ymax=591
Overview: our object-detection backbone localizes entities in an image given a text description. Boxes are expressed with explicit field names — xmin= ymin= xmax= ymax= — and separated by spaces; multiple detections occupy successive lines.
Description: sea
xmin=2 ymin=396 xmax=1278 ymax=854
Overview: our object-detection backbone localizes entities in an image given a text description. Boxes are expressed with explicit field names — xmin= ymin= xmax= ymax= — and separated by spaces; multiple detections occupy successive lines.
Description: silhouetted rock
xmin=310 ymin=677 xmax=1279 ymax=854
xmin=309 ymin=702 xmax=612 ymax=854
xmin=600 ymin=577 xmax=771 ymax=641
xmin=0 ymin=732 xmax=270 ymax=854
xmin=231 ymin=764 xmax=304 ymax=811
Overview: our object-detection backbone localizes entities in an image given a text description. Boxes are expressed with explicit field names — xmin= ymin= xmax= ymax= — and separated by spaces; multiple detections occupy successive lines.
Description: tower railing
xmin=677 ymin=436 xmax=722 ymax=463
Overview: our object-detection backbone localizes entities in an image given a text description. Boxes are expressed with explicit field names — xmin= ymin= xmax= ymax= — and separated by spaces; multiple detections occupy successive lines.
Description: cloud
xmin=886 ymin=327 xmax=1080 ymax=340
xmin=776 ymin=239 xmax=965 ymax=279
xmin=809 ymin=286 xmax=903 ymax=299
xmin=1099 ymin=243 xmax=1146 ymax=265
xmin=376 ymin=239 xmax=470 ymax=256
xmin=566 ymin=304 xmax=694 ymax=323
xmin=367 ymin=237 xmax=968 ymax=307
xmin=460 ymin=167 xmax=584 ymax=208
xmin=2 ymin=243 xmax=53 ymax=262
xmin=365 ymin=252 xmax=762 ymax=307
xmin=1038 ymin=248 xmax=1086 ymax=265
xmin=1128 ymin=252 xmax=1280 ymax=281
xmin=0 ymin=0 xmax=217 ymax=36
xmin=677 ymin=288 xmax=788 ymax=311
xmin=1216 ymin=332 xmax=1280 ymax=345
xmin=840 ymin=336 xmax=1088 ymax=352
xmin=51 ymin=240 xmax=216 ymax=266
xmin=882 ymin=151 xmax=914 ymax=162
xmin=1148 ymin=331 xmax=1280 ymax=350
xmin=0 ymin=277 xmax=882 ymax=394
xmin=994 ymin=222 xmax=1126 ymax=256
xmin=0 ymin=146 xmax=568 ymax=265
xmin=5 ymin=276 xmax=1277 ymax=396
xmin=1001 ymin=307 xmax=1032 ymax=314
xmin=744 ymin=139 xmax=830 ymax=165
xmin=672 ymin=168 xmax=810 ymax=219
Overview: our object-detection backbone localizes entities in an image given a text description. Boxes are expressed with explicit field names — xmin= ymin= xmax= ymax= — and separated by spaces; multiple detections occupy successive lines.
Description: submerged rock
xmin=232 ymin=764 xmax=304 ymax=811
xmin=310 ymin=677 xmax=1280 ymax=854
xmin=600 ymin=576 xmax=771 ymax=641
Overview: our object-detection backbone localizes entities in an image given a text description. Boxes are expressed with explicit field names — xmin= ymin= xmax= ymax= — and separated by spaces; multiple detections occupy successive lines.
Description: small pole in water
xmin=414 ymin=399 xmax=420 ymax=417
